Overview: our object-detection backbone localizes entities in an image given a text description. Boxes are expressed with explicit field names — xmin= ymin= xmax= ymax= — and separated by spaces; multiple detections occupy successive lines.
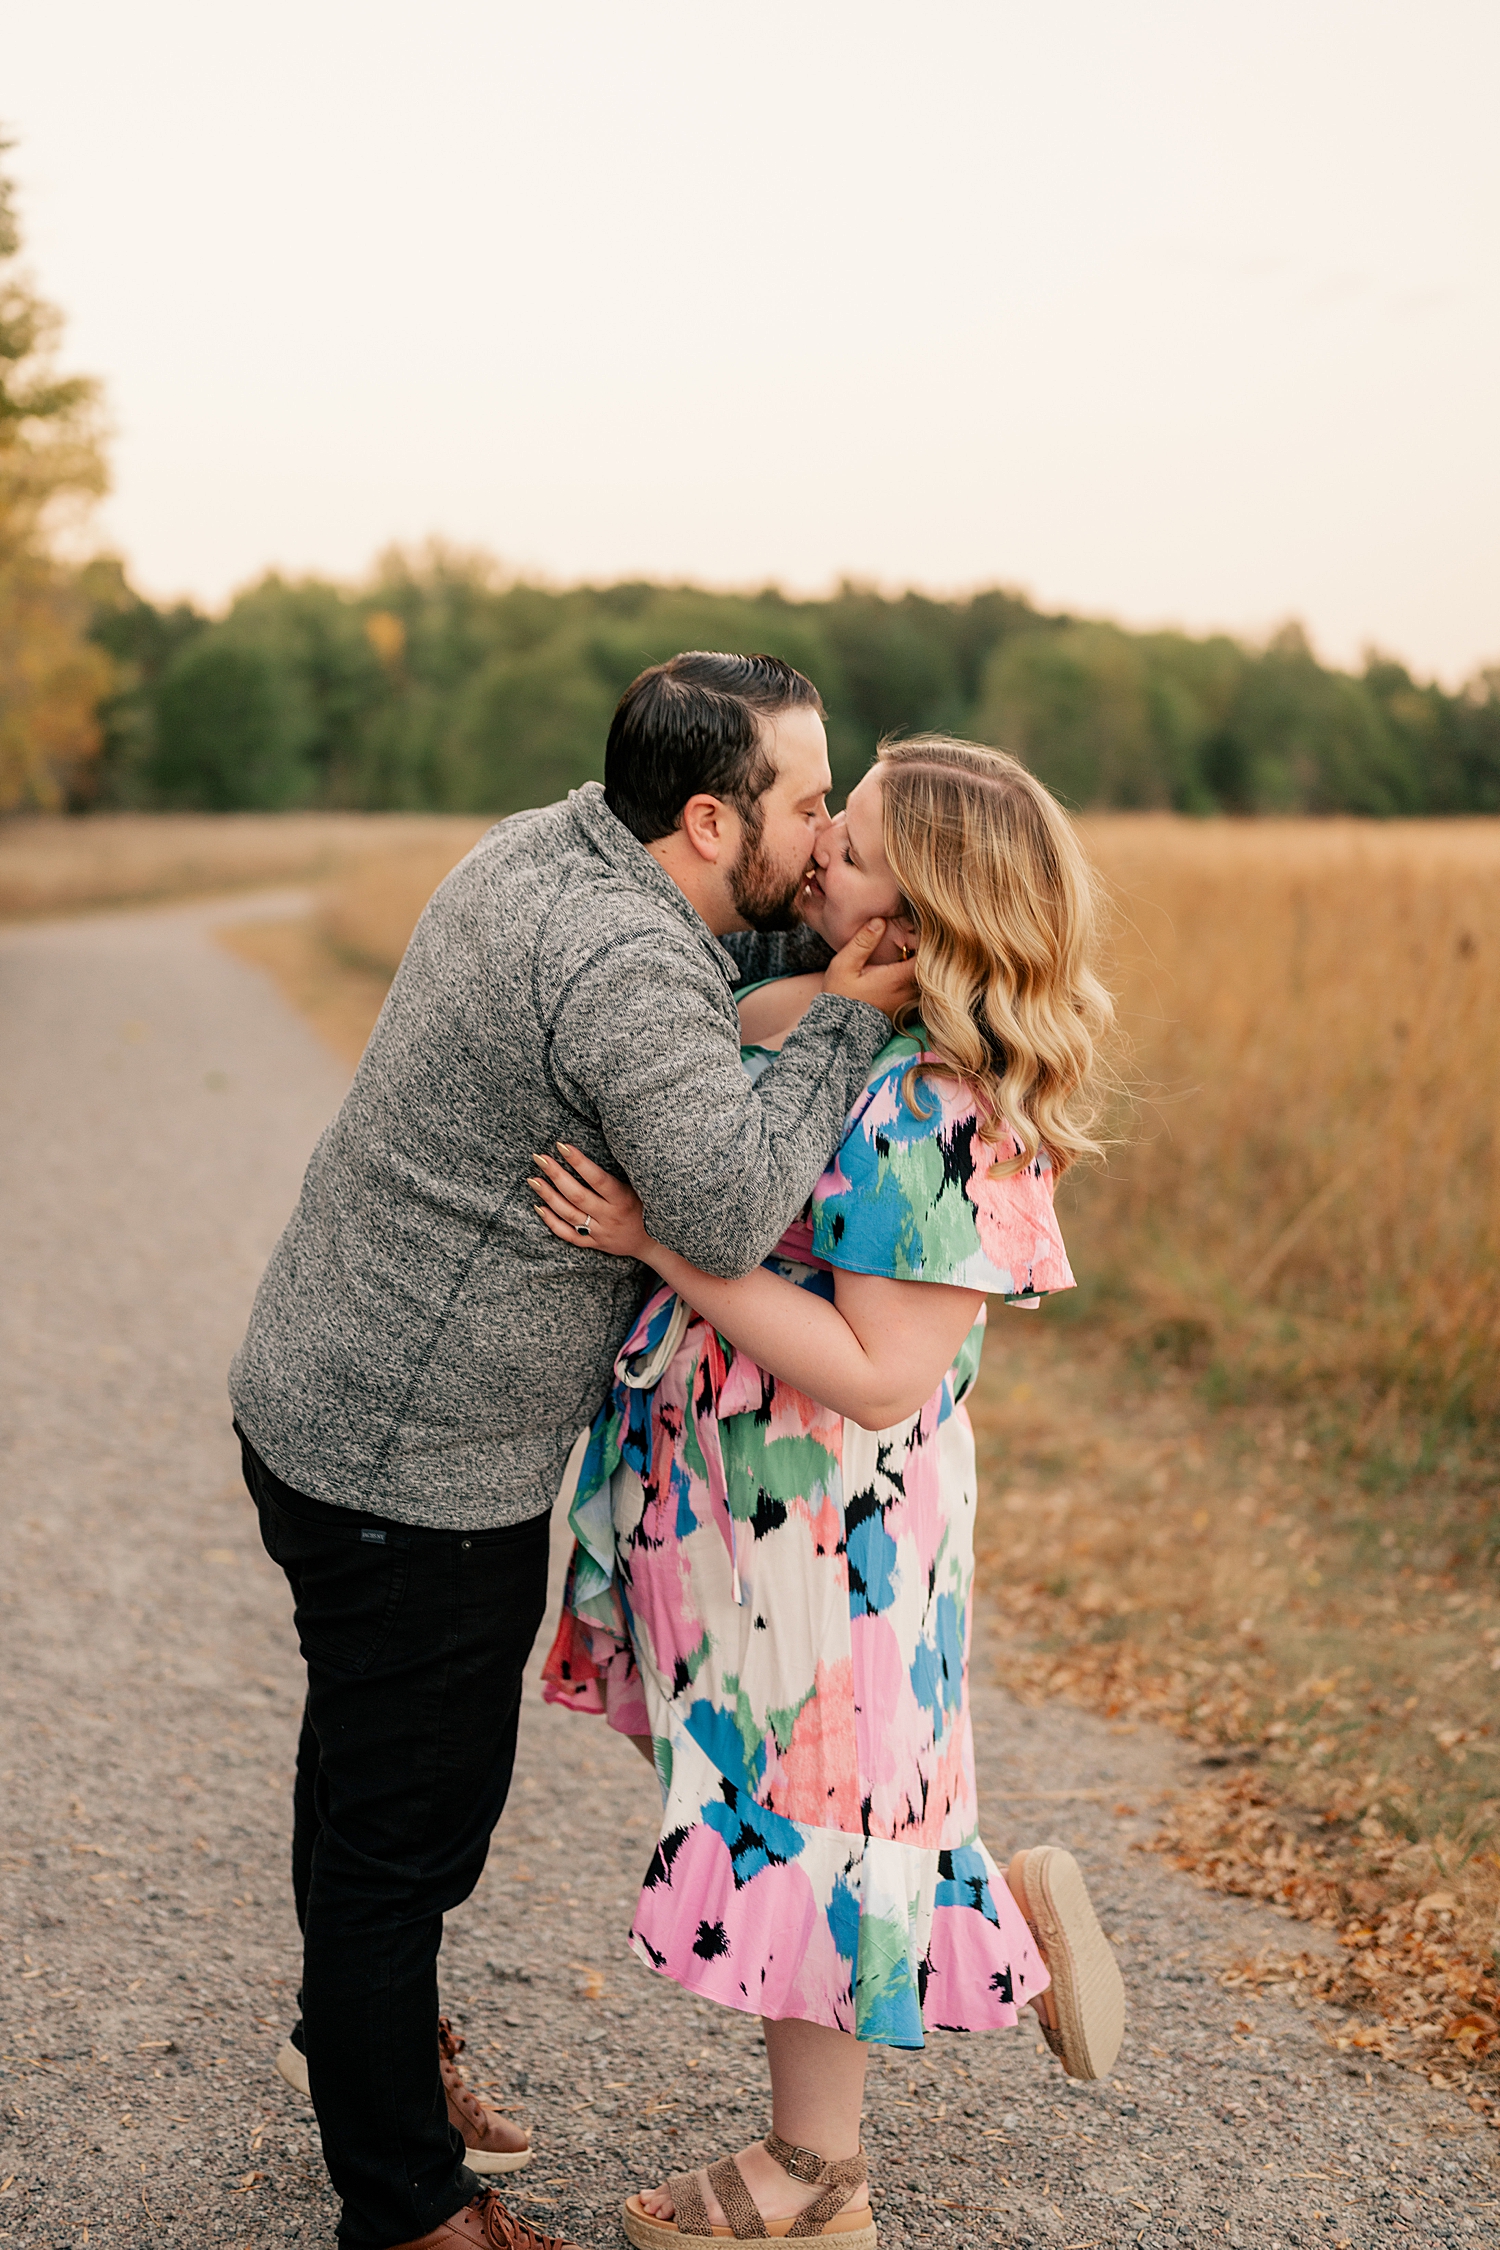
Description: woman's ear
xmin=890 ymin=911 xmax=920 ymax=959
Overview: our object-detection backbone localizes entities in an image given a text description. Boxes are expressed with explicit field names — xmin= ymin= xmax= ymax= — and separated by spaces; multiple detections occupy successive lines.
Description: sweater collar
xmin=567 ymin=782 xmax=740 ymax=985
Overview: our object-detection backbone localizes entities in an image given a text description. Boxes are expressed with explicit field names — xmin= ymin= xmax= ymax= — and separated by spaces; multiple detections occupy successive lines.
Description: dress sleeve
xmin=809 ymin=1039 xmax=1076 ymax=1301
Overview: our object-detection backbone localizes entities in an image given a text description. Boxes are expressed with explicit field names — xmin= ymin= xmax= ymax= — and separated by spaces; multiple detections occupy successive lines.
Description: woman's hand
xmin=530 ymin=1144 xmax=652 ymax=1261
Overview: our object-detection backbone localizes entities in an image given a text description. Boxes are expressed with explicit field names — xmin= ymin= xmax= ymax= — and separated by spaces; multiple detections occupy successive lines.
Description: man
xmin=230 ymin=651 xmax=915 ymax=2250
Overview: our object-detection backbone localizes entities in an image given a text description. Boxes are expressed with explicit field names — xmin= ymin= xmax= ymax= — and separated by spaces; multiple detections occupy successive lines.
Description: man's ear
xmin=678 ymin=793 xmax=732 ymax=866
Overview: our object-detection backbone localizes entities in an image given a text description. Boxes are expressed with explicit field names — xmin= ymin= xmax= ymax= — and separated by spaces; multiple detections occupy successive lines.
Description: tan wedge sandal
xmin=1007 ymin=1844 xmax=1126 ymax=2081
xmin=622 ymin=2133 xmax=876 ymax=2247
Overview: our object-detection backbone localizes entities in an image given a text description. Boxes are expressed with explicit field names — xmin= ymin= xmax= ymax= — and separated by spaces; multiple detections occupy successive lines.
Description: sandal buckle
xmin=766 ymin=2134 xmax=824 ymax=2184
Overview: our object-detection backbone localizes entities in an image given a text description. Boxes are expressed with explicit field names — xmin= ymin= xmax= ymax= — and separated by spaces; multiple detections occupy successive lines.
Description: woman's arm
xmin=531 ymin=1147 xmax=983 ymax=1428
xmin=736 ymin=971 xmax=827 ymax=1052
xmin=650 ymin=1250 xmax=982 ymax=1427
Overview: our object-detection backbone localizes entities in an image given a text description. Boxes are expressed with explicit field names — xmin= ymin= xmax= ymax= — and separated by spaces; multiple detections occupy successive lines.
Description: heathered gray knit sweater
xmin=229 ymin=783 xmax=890 ymax=1529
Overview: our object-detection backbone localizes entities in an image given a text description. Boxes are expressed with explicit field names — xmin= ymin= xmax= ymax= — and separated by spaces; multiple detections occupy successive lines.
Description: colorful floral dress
xmin=541 ymin=1022 xmax=1075 ymax=2046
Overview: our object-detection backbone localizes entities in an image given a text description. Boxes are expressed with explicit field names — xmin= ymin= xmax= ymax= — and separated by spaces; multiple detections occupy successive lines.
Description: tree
xmin=0 ymin=137 xmax=112 ymax=809
xmin=1217 ymin=625 xmax=1420 ymax=815
xmin=976 ymin=622 xmax=1168 ymax=808
xmin=79 ymin=556 xmax=205 ymax=806
xmin=152 ymin=639 xmax=315 ymax=810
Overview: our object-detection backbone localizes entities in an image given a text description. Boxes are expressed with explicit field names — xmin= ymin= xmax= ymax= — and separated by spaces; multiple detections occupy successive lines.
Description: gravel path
xmin=2 ymin=897 xmax=1495 ymax=2250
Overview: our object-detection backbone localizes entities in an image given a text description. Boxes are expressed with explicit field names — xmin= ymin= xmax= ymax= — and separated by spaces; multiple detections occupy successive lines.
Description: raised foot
xmin=1007 ymin=1843 xmax=1126 ymax=2081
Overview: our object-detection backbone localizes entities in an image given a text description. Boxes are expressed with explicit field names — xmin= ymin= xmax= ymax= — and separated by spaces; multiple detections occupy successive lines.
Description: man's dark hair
xmin=603 ymin=651 xmax=824 ymax=846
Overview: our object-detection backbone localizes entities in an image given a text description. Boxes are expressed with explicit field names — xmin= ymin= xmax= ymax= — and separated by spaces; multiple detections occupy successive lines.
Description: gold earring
xmin=899 ymin=944 xmax=912 ymax=960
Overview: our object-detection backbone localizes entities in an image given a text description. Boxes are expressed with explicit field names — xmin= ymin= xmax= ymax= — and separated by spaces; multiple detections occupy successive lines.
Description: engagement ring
xmin=576 ymin=1217 xmax=591 ymax=1236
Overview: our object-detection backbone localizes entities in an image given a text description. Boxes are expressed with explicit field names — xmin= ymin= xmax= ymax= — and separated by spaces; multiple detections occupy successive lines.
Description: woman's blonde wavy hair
xmin=876 ymin=735 xmax=1112 ymax=1176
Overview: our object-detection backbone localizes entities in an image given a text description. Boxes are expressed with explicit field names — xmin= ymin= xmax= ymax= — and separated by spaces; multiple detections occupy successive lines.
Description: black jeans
xmin=240 ymin=1429 xmax=551 ymax=2249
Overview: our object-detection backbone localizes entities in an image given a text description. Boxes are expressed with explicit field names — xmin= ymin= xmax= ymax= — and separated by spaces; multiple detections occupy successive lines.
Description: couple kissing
xmin=231 ymin=650 xmax=1126 ymax=2250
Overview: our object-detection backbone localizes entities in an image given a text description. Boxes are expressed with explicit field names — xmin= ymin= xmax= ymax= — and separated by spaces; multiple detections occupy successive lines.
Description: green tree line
xmin=74 ymin=548 xmax=1500 ymax=820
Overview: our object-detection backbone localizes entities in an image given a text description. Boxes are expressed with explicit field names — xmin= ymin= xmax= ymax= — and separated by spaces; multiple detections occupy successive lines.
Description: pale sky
xmin=9 ymin=1 xmax=1499 ymax=682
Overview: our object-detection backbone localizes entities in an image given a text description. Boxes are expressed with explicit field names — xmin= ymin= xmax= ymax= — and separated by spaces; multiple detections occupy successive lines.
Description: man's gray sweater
xmin=229 ymin=783 xmax=890 ymax=1529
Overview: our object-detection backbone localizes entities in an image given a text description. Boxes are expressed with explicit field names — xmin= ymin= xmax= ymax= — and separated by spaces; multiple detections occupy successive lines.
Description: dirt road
xmin=1 ymin=898 xmax=1492 ymax=2248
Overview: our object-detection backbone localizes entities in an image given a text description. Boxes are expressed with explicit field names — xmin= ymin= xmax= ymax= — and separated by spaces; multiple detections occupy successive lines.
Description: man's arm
xmin=720 ymin=926 xmax=833 ymax=990
xmin=548 ymin=932 xmax=889 ymax=1279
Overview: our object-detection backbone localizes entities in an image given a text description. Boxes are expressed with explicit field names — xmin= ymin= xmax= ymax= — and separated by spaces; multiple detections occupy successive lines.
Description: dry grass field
xmin=0 ymin=809 xmax=488 ymax=920
xmin=7 ymin=807 xmax=1499 ymax=2112
xmin=1072 ymin=817 xmax=1500 ymax=1423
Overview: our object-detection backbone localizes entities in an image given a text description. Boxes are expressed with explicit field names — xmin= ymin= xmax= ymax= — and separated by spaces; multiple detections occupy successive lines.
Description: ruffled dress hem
xmin=625 ymin=1801 xmax=1047 ymax=2048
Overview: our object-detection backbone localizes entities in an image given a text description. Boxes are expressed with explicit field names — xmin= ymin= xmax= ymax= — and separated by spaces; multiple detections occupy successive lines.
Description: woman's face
xmin=799 ymin=769 xmax=918 ymax=964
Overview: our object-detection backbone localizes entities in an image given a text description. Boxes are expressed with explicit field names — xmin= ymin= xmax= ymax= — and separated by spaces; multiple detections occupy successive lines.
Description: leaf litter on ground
xmin=968 ymin=1323 xmax=1500 ymax=2130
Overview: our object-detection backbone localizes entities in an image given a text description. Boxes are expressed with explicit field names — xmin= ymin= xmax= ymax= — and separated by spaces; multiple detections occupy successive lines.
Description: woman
xmin=533 ymin=738 xmax=1124 ymax=2249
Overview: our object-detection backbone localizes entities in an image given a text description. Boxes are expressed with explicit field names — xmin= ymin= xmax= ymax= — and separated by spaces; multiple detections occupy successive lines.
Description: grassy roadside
xmin=967 ymin=1314 xmax=1500 ymax=2120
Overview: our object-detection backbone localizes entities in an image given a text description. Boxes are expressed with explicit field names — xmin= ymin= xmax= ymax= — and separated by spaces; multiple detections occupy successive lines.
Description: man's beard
xmin=728 ymin=818 xmax=808 ymax=933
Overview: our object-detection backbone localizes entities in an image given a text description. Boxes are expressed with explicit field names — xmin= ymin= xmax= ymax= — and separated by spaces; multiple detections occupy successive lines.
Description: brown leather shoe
xmin=389 ymin=2187 xmax=581 ymax=2250
xmin=437 ymin=2017 xmax=532 ymax=2175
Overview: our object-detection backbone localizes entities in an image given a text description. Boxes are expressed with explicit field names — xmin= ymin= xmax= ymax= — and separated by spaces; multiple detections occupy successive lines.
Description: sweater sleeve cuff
xmin=795 ymin=990 xmax=891 ymax=1063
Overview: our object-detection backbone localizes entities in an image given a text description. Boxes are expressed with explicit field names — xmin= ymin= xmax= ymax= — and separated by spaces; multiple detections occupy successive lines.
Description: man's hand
xmin=823 ymin=918 xmax=919 ymax=1024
